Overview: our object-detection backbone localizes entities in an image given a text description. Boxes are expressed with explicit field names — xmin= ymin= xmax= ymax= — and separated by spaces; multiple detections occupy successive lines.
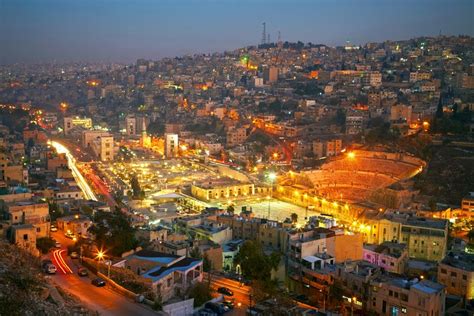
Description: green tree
xmin=290 ymin=213 xmax=298 ymax=224
xmin=88 ymin=209 xmax=138 ymax=256
xmin=187 ymin=282 xmax=212 ymax=307
xmin=234 ymin=240 xmax=280 ymax=281
xmin=468 ymin=229 xmax=474 ymax=242
xmin=130 ymin=175 xmax=143 ymax=200
xmin=36 ymin=237 xmax=56 ymax=254
xmin=48 ymin=201 xmax=63 ymax=221
xmin=329 ymin=280 xmax=344 ymax=306
xmin=189 ymin=247 xmax=201 ymax=259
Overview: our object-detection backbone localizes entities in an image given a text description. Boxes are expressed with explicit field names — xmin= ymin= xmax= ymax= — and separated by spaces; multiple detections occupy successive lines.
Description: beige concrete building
xmin=89 ymin=134 xmax=114 ymax=161
xmin=164 ymin=133 xmax=178 ymax=158
xmin=362 ymin=215 xmax=448 ymax=262
xmin=63 ymin=116 xmax=92 ymax=135
xmin=56 ymin=214 xmax=92 ymax=238
xmin=191 ymin=178 xmax=254 ymax=201
xmin=438 ymin=252 xmax=474 ymax=300
xmin=3 ymin=201 xmax=50 ymax=238
xmin=10 ymin=224 xmax=39 ymax=255
xmin=226 ymin=127 xmax=247 ymax=147
xmin=368 ymin=278 xmax=445 ymax=316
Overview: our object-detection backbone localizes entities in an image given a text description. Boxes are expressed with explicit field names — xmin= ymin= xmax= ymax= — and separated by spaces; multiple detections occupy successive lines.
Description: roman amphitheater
xmin=276 ymin=150 xmax=425 ymax=213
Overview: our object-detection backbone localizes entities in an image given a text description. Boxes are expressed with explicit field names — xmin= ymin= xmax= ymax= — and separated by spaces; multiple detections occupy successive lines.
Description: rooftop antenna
xmin=267 ymin=33 xmax=271 ymax=44
xmin=261 ymin=22 xmax=266 ymax=45
xmin=278 ymin=31 xmax=281 ymax=42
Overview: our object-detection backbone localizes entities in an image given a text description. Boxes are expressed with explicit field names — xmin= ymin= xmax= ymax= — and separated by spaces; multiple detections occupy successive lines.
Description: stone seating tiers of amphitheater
xmin=301 ymin=150 xmax=423 ymax=201
xmin=321 ymin=157 xmax=419 ymax=177
xmin=307 ymin=170 xmax=396 ymax=189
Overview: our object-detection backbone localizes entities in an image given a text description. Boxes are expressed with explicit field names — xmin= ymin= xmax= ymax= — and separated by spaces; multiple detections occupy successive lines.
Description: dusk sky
xmin=1 ymin=0 xmax=473 ymax=64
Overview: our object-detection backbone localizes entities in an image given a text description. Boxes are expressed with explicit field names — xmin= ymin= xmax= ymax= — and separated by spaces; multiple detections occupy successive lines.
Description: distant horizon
xmin=1 ymin=0 xmax=473 ymax=65
xmin=1 ymin=33 xmax=472 ymax=67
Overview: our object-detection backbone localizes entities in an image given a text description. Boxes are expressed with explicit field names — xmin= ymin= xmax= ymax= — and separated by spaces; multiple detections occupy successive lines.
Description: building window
xmin=462 ymin=275 xmax=467 ymax=281
xmin=451 ymin=272 xmax=457 ymax=277
xmin=23 ymin=234 xmax=28 ymax=240
xmin=440 ymin=268 xmax=447 ymax=274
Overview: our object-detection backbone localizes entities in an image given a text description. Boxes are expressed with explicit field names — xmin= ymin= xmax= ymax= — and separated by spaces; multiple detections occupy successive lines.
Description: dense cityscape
xmin=1 ymin=2 xmax=474 ymax=316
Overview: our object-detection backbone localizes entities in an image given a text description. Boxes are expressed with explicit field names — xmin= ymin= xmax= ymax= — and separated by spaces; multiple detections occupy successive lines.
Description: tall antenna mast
xmin=278 ymin=31 xmax=281 ymax=42
xmin=261 ymin=22 xmax=266 ymax=45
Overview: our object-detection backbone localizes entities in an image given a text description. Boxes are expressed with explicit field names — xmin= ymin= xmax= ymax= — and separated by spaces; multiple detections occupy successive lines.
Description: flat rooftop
xmin=441 ymin=252 xmax=474 ymax=272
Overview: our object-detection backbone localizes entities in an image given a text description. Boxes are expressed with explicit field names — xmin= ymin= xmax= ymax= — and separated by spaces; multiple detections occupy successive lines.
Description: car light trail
xmin=53 ymin=250 xmax=67 ymax=274
xmin=50 ymin=140 xmax=98 ymax=201
xmin=59 ymin=250 xmax=73 ymax=273
xmin=53 ymin=249 xmax=73 ymax=274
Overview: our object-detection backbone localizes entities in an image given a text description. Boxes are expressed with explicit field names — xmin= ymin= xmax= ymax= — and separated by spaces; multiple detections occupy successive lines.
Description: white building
xmin=63 ymin=117 xmax=92 ymax=135
xmin=165 ymin=133 xmax=179 ymax=158
xmin=91 ymin=135 xmax=114 ymax=161
xmin=82 ymin=130 xmax=110 ymax=148
xmin=125 ymin=115 xmax=136 ymax=136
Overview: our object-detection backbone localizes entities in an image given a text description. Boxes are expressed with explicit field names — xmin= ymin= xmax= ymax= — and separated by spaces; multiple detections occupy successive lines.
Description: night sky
xmin=1 ymin=0 xmax=473 ymax=64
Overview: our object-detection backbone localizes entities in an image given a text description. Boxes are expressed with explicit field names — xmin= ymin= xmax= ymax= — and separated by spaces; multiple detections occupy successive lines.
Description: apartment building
xmin=3 ymin=201 xmax=50 ymax=238
xmin=368 ymin=278 xmax=445 ymax=316
xmin=363 ymin=242 xmax=409 ymax=274
xmin=438 ymin=251 xmax=474 ymax=300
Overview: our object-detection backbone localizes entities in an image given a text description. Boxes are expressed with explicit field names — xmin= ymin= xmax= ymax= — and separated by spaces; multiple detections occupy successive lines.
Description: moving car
xmin=50 ymin=226 xmax=58 ymax=232
xmin=217 ymin=287 xmax=233 ymax=296
xmin=91 ymin=278 xmax=106 ymax=287
xmin=70 ymin=251 xmax=79 ymax=259
xmin=55 ymin=241 xmax=61 ymax=248
xmin=77 ymin=267 xmax=88 ymax=277
xmin=65 ymin=232 xmax=76 ymax=239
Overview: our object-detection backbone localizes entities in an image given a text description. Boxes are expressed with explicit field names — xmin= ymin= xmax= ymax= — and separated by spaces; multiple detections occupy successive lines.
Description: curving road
xmin=49 ymin=246 xmax=157 ymax=316
xmin=50 ymin=140 xmax=98 ymax=201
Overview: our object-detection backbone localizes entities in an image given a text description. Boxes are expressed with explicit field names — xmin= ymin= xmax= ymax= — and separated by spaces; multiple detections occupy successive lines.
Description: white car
xmin=55 ymin=241 xmax=61 ymax=248
xmin=50 ymin=226 xmax=58 ymax=232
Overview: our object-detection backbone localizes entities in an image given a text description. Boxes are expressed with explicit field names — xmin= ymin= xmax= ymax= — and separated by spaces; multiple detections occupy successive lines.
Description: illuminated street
xmin=50 ymin=140 xmax=98 ymax=201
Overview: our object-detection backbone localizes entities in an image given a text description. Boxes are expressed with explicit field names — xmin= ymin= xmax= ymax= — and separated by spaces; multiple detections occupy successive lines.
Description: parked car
xmin=217 ymin=287 xmax=233 ymax=296
xmin=222 ymin=300 xmax=234 ymax=310
xmin=91 ymin=278 xmax=106 ymax=287
xmin=70 ymin=251 xmax=79 ymax=259
xmin=43 ymin=263 xmax=57 ymax=274
xmin=294 ymin=294 xmax=309 ymax=303
xmin=41 ymin=259 xmax=52 ymax=268
xmin=196 ymin=308 xmax=217 ymax=316
xmin=204 ymin=302 xmax=226 ymax=315
xmin=77 ymin=267 xmax=88 ymax=277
